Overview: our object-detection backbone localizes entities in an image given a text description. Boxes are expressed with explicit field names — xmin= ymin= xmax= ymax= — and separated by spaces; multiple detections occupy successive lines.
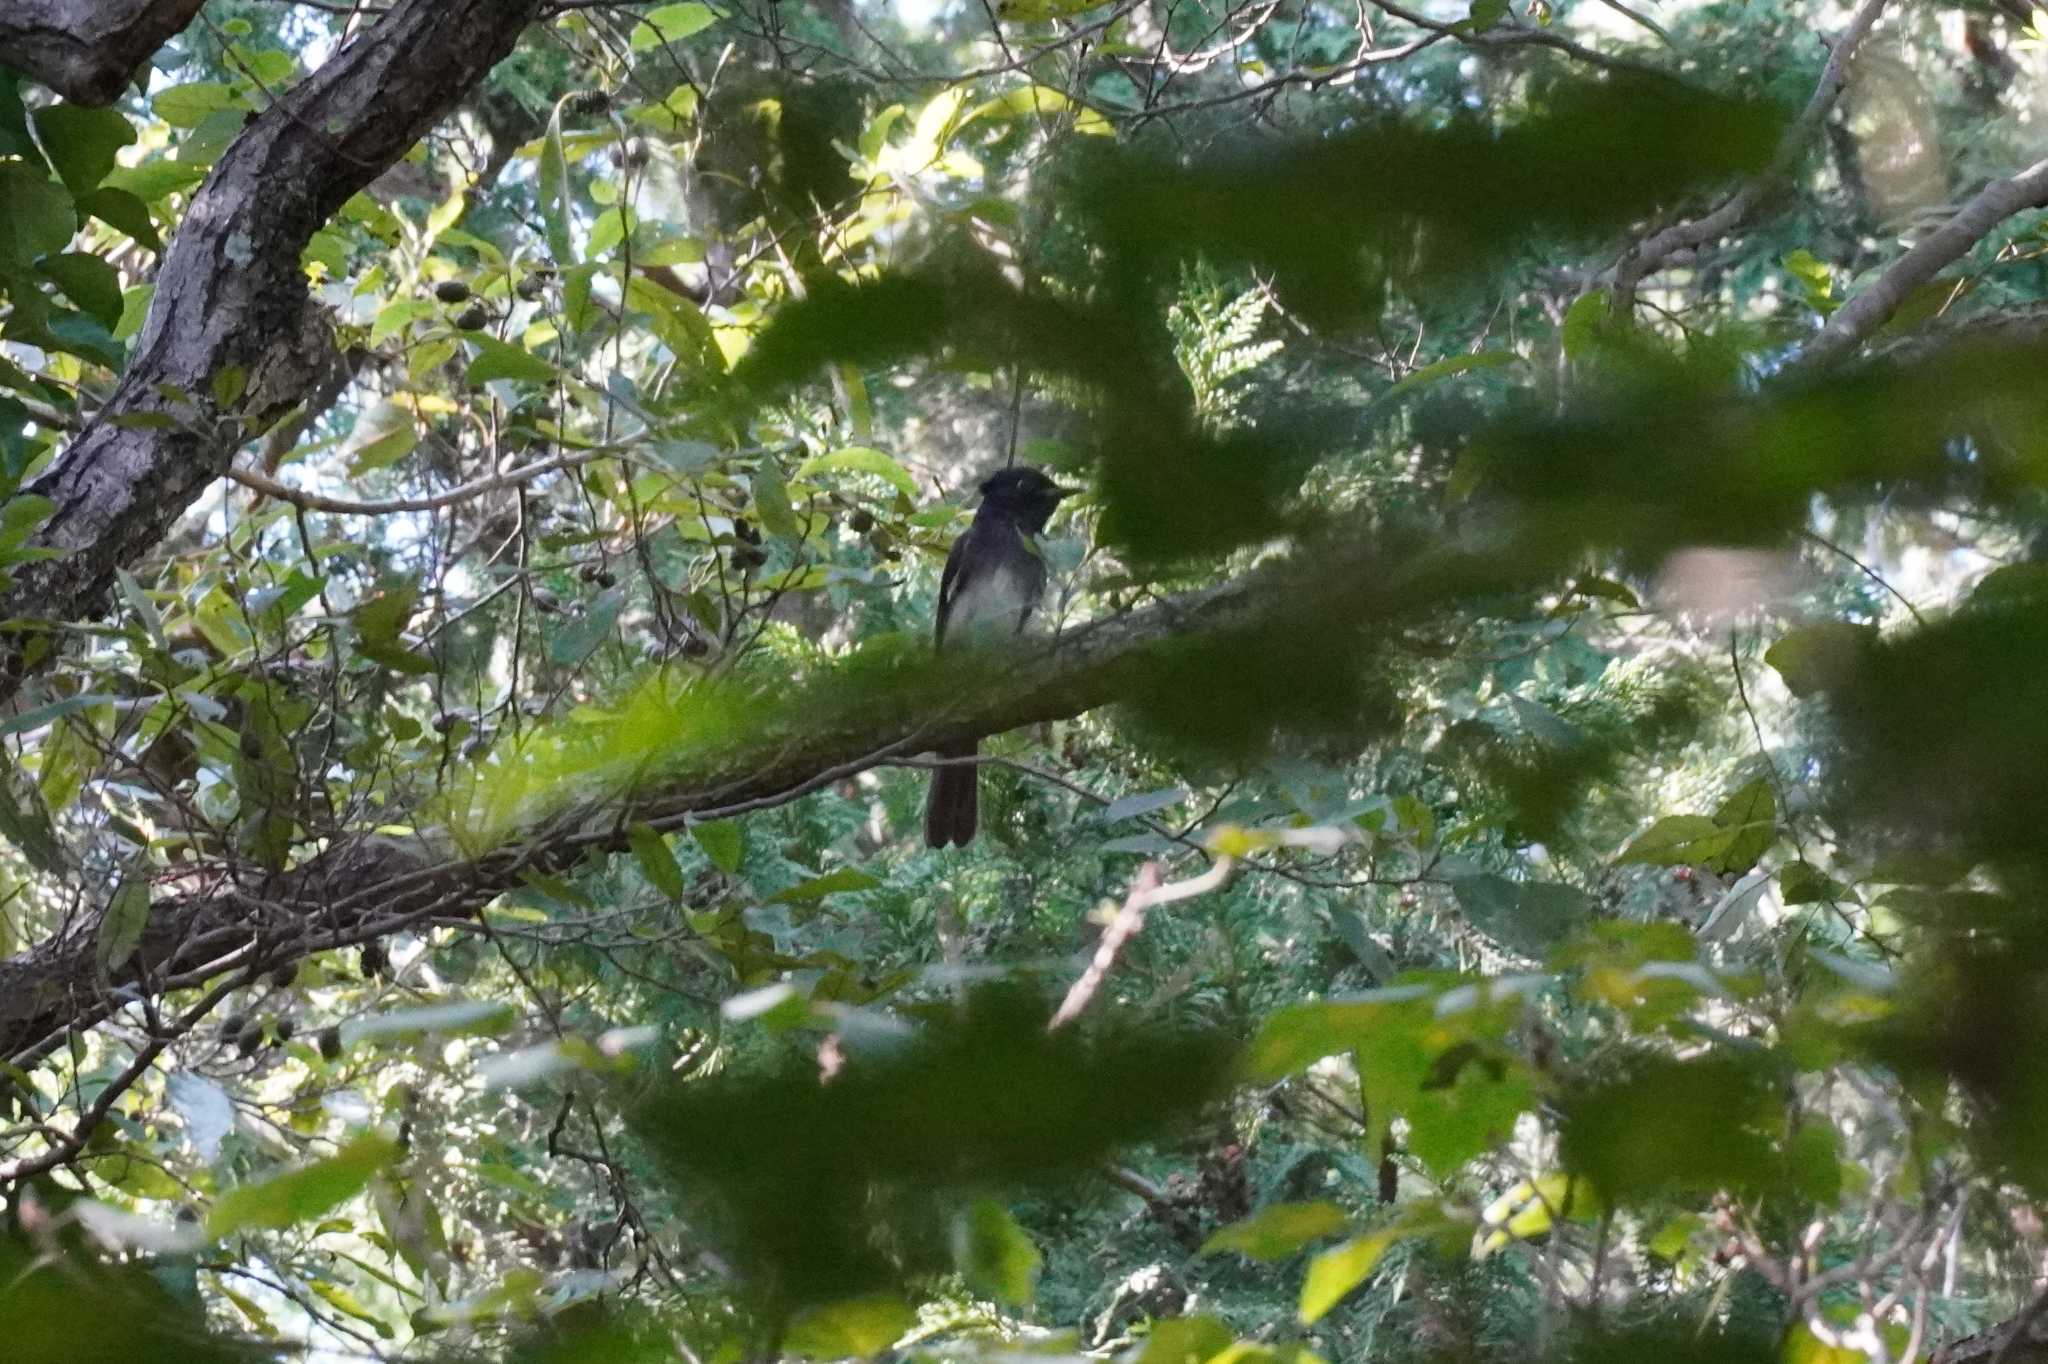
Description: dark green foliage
xmin=628 ymin=986 xmax=1234 ymax=1306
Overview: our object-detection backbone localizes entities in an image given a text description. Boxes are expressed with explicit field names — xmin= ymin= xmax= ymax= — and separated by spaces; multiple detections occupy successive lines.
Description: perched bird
xmin=924 ymin=466 xmax=1073 ymax=848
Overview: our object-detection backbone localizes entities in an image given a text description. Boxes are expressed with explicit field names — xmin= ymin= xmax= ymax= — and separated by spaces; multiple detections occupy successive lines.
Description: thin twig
xmin=227 ymin=444 xmax=615 ymax=514
xmin=1048 ymin=856 xmax=1235 ymax=1030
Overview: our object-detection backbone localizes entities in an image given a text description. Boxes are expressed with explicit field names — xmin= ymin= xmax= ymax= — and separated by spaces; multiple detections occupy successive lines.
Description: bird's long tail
xmin=924 ymin=742 xmax=979 ymax=848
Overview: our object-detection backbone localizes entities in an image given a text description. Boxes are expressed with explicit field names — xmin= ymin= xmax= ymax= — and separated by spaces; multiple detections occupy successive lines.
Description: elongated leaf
xmin=207 ymin=1133 xmax=403 ymax=1238
xmin=95 ymin=872 xmax=150 ymax=976
xmin=1202 ymin=1200 xmax=1349 ymax=1260
xmin=1378 ymin=349 xmax=1519 ymax=402
xmin=465 ymin=334 xmax=556 ymax=385
xmin=794 ymin=446 xmax=922 ymax=500
xmin=630 ymin=824 xmax=686 ymax=899
xmin=1299 ymin=1230 xmax=1399 ymax=1323
xmin=539 ymin=95 xmax=577 ymax=267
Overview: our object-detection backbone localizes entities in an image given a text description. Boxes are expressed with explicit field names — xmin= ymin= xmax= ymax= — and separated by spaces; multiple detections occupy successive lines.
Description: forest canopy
xmin=2 ymin=1 xmax=2048 ymax=1362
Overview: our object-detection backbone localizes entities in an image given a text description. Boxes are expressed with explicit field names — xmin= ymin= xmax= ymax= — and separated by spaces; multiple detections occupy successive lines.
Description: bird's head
xmin=977 ymin=466 xmax=1075 ymax=535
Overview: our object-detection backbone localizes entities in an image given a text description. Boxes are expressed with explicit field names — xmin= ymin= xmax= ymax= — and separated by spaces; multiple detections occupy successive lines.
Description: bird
xmin=924 ymin=466 xmax=1073 ymax=848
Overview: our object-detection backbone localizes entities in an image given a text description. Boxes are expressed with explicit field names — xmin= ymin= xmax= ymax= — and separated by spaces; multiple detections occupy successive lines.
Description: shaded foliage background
xmin=4 ymin=1 xmax=2048 ymax=1363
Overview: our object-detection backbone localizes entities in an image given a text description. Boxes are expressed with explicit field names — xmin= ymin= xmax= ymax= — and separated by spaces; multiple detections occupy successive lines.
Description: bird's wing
xmin=934 ymin=526 xmax=970 ymax=647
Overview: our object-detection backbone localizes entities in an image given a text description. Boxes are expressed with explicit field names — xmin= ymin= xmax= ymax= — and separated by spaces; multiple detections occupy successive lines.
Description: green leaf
xmin=0 ymin=750 xmax=61 ymax=873
xmin=1559 ymin=1053 xmax=1779 ymax=1205
xmin=1098 ymin=786 xmax=1189 ymax=822
xmin=782 ymin=1294 xmax=915 ymax=1359
xmin=464 ymin=334 xmax=556 ymax=385
xmin=370 ymin=299 xmax=436 ymax=345
xmin=1765 ymin=621 xmax=1874 ymax=697
xmin=1617 ymin=814 xmax=1729 ymax=867
xmin=690 ymin=819 xmax=744 ymax=873
xmin=153 ymin=82 xmax=244 ymax=129
xmin=353 ymin=586 xmax=435 ymax=675
xmin=1451 ymin=875 xmax=1591 ymax=957
xmin=102 ymin=159 xmax=207 ymax=201
xmin=95 ymin=872 xmax=151 ymax=976
xmin=1479 ymin=1172 xmax=1599 ymax=1253
xmin=630 ymin=3 xmax=719 ymax=49
xmin=538 ymin=95 xmax=577 ymax=267
xmin=0 ymin=167 xmax=76 ymax=265
xmin=629 ymin=824 xmax=687 ymax=899
xmin=32 ymin=105 xmax=136 ymax=195
xmin=751 ymin=460 xmax=801 ymax=538
xmin=1378 ymin=349 xmax=1518 ymax=403
xmin=210 ymin=364 xmax=246 ymax=407
xmin=207 ymin=1133 xmax=403 ymax=1238
xmin=1243 ymin=986 xmax=1431 ymax=1081
xmin=960 ymin=84 xmax=1111 ymax=136
xmin=76 ymin=187 xmax=161 ymax=252
xmin=769 ymin=867 xmax=881 ymax=903
xmin=343 ymin=999 xmax=516 ymax=1044
xmin=1202 ymin=1200 xmax=1349 ymax=1260
xmin=0 ymin=689 xmax=116 ymax=738
xmin=1131 ymin=1316 xmax=1235 ymax=1364
xmin=1559 ymin=288 xmax=1610 ymax=360
xmin=794 ymin=446 xmax=923 ymax=500
xmin=1778 ymin=860 xmax=1851 ymax=906
xmin=758 ymin=563 xmax=832 ymax=592
xmin=951 ymin=1199 xmax=1041 ymax=1306
xmin=1464 ymin=0 xmax=1510 ymax=32
xmin=1706 ymin=778 xmax=1776 ymax=874
xmin=624 ymin=274 xmax=723 ymax=370
xmin=1299 ymin=1230 xmax=1399 ymax=1323
xmin=37 ymin=252 xmax=122 ymax=329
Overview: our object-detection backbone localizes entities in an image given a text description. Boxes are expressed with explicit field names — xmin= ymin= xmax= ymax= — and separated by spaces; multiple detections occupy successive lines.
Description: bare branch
xmin=1609 ymin=0 xmax=1889 ymax=315
xmin=1796 ymin=155 xmax=2048 ymax=370
xmin=227 ymin=445 xmax=613 ymax=516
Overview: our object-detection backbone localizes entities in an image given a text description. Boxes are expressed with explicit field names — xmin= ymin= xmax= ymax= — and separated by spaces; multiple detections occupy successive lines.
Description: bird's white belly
xmin=949 ymin=564 xmax=1032 ymax=641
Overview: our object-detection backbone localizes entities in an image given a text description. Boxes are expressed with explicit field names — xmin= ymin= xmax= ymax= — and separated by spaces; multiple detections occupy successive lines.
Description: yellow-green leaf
xmin=794 ymin=446 xmax=922 ymax=500
xmin=1202 ymin=1200 xmax=1349 ymax=1260
xmin=1299 ymin=1230 xmax=1398 ymax=1323
xmin=207 ymin=1133 xmax=403 ymax=1239
xmin=465 ymin=334 xmax=556 ymax=385
xmin=630 ymin=2 xmax=717 ymax=50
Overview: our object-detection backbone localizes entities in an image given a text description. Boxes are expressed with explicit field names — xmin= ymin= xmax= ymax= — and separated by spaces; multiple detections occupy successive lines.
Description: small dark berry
xmin=455 ymin=304 xmax=488 ymax=331
xmin=516 ymin=274 xmax=545 ymax=301
xmin=849 ymin=509 xmax=875 ymax=534
xmin=318 ymin=1026 xmax=343 ymax=1061
xmin=434 ymin=280 xmax=471 ymax=303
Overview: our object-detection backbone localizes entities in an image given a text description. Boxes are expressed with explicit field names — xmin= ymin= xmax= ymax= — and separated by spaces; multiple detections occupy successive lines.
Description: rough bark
xmin=0 ymin=0 xmax=207 ymax=104
xmin=0 ymin=0 xmax=546 ymax=700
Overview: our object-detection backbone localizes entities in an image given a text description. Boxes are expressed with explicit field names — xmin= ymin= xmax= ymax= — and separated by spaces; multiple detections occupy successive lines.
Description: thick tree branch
xmin=1795 ymin=154 xmax=2048 ymax=370
xmin=0 ymin=0 xmax=207 ymax=103
xmin=0 ymin=0 xmax=545 ymax=702
xmin=0 ymin=533 xmax=1399 ymax=1068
